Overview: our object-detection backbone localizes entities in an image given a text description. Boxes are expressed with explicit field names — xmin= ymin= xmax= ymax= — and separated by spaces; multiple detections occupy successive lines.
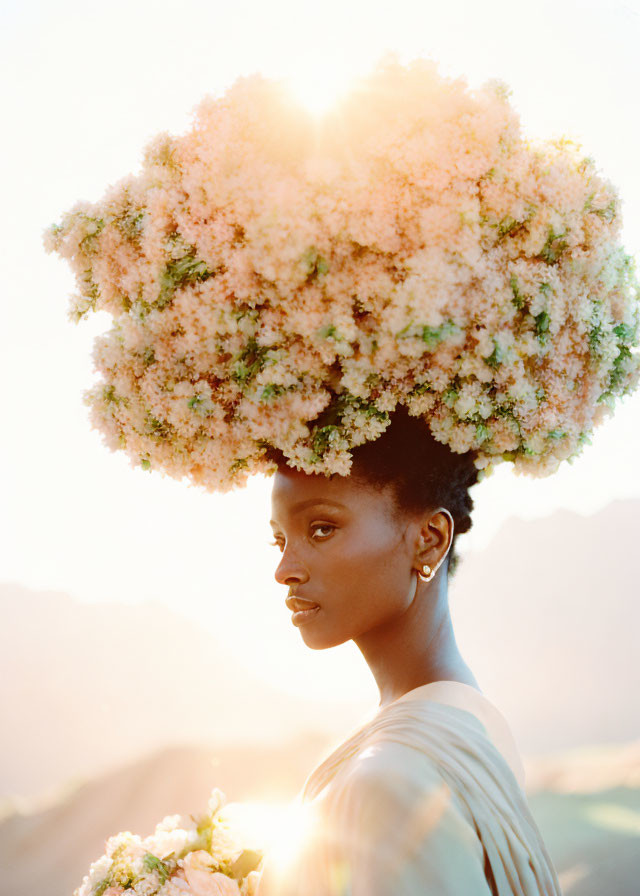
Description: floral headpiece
xmin=44 ymin=56 xmax=640 ymax=491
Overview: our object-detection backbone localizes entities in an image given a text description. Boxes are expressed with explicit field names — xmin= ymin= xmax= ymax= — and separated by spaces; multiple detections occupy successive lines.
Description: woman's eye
xmin=311 ymin=523 xmax=335 ymax=540
xmin=269 ymin=525 xmax=334 ymax=550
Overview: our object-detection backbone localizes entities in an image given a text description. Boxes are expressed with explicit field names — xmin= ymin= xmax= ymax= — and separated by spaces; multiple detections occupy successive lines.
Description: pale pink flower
xmin=182 ymin=852 xmax=241 ymax=896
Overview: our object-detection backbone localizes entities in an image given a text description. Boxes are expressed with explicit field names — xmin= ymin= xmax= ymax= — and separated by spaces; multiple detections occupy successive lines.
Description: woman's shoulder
xmin=329 ymin=738 xmax=475 ymax=838
xmin=383 ymin=681 xmax=527 ymax=791
xmin=342 ymin=736 xmax=443 ymax=793
xmin=304 ymin=682 xmax=526 ymax=805
xmin=318 ymin=738 xmax=490 ymax=892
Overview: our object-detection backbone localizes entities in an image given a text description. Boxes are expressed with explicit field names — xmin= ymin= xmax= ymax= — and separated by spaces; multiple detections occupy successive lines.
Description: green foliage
xmin=93 ymin=879 xmax=111 ymax=896
xmin=408 ymin=380 xmax=434 ymax=397
xmin=578 ymin=431 xmax=592 ymax=446
xmin=79 ymin=216 xmax=105 ymax=255
xmin=102 ymin=385 xmax=129 ymax=407
xmin=157 ymin=252 xmax=215 ymax=310
xmin=115 ymin=205 xmax=146 ymax=244
xmin=484 ymin=338 xmax=505 ymax=370
xmin=420 ymin=320 xmax=458 ymax=349
xmin=233 ymin=306 xmax=259 ymax=324
xmin=260 ymin=383 xmax=287 ymax=401
xmin=146 ymin=415 xmax=172 ymax=439
xmin=311 ymin=424 xmax=341 ymax=458
xmin=142 ymin=853 xmax=171 ymax=884
xmin=510 ymin=275 xmax=526 ymax=311
xmin=230 ymin=849 xmax=263 ymax=880
xmin=496 ymin=216 xmax=519 ymax=238
xmin=613 ymin=322 xmax=637 ymax=343
xmin=442 ymin=385 xmax=460 ymax=407
xmin=397 ymin=318 xmax=459 ymax=349
xmin=579 ymin=156 xmax=596 ymax=173
xmin=188 ymin=393 xmax=216 ymax=415
xmin=191 ymin=812 xmax=215 ymax=852
xmin=588 ymin=321 xmax=605 ymax=355
xmin=301 ymin=246 xmax=329 ymax=279
xmin=583 ymin=194 xmax=617 ymax=221
xmin=599 ymin=344 xmax=633 ymax=404
xmin=495 ymin=405 xmax=523 ymax=438
xmin=537 ymin=227 xmax=568 ymax=264
xmin=145 ymin=135 xmax=179 ymax=170
xmin=232 ymin=338 xmax=270 ymax=386
xmin=229 ymin=457 xmax=248 ymax=474
xmin=319 ymin=324 xmax=340 ymax=340
xmin=69 ymin=268 xmax=101 ymax=321
xmin=142 ymin=347 xmax=156 ymax=367
xmin=308 ymin=395 xmax=388 ymax=461
xmin=535 ymin=311 xmax=551 ymax=344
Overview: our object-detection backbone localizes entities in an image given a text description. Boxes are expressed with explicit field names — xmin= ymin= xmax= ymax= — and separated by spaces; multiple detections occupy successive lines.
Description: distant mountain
xmin=450 ymin=498 xmax=640 ymax=755
xmin=0 ymin=737 xmax=330 ymax=896
xmin=0 ymin=584 xmax=365 ymax=799
xmin=1 ymin=738 xmax=638 ymax=896
xmin=2 ymin=498 xmax=638 ymax=802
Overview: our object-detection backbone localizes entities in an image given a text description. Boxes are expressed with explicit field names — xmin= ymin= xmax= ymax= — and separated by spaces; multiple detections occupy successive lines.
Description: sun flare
xmin=284 ymin=67 xmax=358 ymax=120
xmin=223 ymin=799 xmax=316 ymax=872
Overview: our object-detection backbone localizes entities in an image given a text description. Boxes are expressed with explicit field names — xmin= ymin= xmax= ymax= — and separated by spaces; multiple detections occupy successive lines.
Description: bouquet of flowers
xmin=73 ymin=789 xmax=263 ymax=896
xmin=44 ymin=54 xmax=640 ymax=490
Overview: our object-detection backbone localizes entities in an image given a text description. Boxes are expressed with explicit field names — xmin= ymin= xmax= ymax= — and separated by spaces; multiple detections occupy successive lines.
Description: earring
xmin=418 ymin=563 xmax=435 ymax=582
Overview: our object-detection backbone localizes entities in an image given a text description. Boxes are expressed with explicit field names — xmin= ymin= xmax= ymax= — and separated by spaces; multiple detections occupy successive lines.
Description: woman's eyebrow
xmin=270 ymin=498 xmax=346 ymax=525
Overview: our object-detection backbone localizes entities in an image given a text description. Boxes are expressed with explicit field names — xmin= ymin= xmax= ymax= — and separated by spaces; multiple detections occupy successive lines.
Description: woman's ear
xmin=414 ymin=507 xmax=454 ymax=570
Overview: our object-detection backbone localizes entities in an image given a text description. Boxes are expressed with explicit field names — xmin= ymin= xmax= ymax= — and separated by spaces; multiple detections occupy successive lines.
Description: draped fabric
xmin=257 ymin=684 xmax=561 ymax=895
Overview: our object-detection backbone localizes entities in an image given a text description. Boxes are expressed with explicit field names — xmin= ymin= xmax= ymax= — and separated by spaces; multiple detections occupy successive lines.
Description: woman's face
xmin=269 ymin=464 xmax=422 ymax=650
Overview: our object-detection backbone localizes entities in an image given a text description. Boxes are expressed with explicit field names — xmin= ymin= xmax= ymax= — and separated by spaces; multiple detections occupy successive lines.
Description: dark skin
xmin=269 ymin=464 xmax=480 ymax=708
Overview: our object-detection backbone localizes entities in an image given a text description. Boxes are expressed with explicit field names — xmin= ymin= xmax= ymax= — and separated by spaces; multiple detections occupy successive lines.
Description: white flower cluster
xmin=73 ymin=789 xmax=262 ymax=896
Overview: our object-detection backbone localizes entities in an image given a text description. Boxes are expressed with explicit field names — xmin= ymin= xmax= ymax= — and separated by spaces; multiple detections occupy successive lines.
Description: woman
xmin=257 ymin=408 xmax=561 ymax=895
xmin=46 ymin=54 xmax=636 ymax=896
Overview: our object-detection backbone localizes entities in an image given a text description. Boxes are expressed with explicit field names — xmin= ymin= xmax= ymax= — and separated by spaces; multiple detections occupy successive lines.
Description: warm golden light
xmin=223 ymin=799 xmax=316 ymax=872
xmin=284 ymin=67 xmax=358 ymax=120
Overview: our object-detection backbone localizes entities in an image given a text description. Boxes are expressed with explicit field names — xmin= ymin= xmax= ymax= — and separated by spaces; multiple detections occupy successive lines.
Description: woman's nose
xmin=274 ymin=546 xmax=309 ymax=587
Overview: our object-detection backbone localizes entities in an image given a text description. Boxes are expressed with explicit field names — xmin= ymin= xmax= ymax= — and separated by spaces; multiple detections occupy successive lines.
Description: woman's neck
xmin=354 ymin=572 xmax=479 ymax=707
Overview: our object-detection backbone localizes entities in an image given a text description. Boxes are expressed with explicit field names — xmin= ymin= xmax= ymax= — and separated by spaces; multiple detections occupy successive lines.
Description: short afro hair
xmin=268 ymin=405 xmax=479 ymax=578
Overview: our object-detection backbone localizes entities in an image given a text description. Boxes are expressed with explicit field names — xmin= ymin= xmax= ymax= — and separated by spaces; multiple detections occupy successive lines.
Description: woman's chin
xmin=298 ymin=625 xmax=350 ymax=651
xmin=300 ymin=632 xmax=337 ymax=650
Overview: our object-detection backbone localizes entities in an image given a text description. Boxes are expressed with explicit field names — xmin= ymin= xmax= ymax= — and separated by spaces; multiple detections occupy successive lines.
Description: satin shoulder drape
xmin=257 ymin=694 xmax=561 ymax=896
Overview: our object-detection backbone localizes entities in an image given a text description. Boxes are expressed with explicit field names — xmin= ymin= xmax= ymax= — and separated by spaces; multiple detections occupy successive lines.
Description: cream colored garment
xmin=391 ymin=681 xmax=527 ymax=792
xmin=257 ymin=682 xmax=561 ymax=895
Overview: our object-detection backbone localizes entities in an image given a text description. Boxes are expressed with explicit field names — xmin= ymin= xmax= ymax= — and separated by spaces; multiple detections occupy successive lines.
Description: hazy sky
xmin=2 ymin=0 xmax=639 ymax=704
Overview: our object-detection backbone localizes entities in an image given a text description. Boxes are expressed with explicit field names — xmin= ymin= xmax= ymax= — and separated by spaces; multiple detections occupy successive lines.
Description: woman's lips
xmin=285 ymin=595 xmax=319 ymax=611
xmin=290 ymin=605 xmax=320 ymax=626
xmin=285 ymin=595 xmax=320 ymax=626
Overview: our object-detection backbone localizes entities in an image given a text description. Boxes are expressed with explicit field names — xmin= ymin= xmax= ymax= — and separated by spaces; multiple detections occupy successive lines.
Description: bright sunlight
xmin=283 ymin=65 xmax=362 ymax=119
xmin=223 ymin=799 xmax=316 ymax=873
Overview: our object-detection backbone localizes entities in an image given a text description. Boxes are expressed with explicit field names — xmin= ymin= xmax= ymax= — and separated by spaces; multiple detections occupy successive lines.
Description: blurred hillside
xmin=2 ymin=497 xmax=639 ymax=802
xmin=0 ymin=585 xmax=365 ymax=800
xmin=449 ymin=497 xmax=640 ymax=754
xmin=1 ymin=739 xmax=638 ymax=896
